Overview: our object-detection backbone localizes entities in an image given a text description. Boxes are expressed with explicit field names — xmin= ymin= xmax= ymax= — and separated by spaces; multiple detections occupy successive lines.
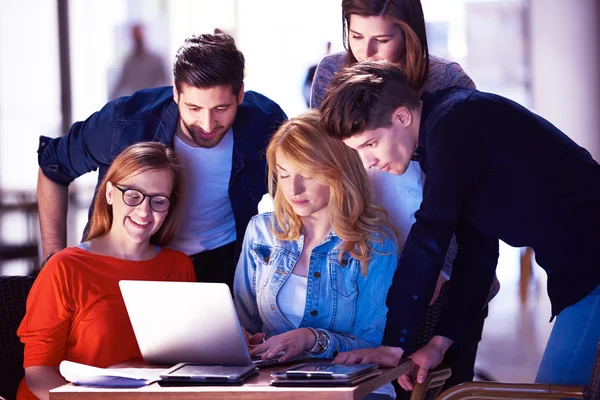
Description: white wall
xmin=0 ymin=0 xmax=61 ymax=190
xmin=530 ymin=0 xmax=600 ymax=160
xmin=236 ymin=0 xmax=342 ymax=117
xmin=168 ymin=0 xmax=342 ymax=119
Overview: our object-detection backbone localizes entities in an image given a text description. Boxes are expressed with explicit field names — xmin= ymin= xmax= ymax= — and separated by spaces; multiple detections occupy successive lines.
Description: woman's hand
xmin=333 ymin=346 xmax=403 ymax=367
xmin=249 ymin=328 xmax=315 ymax=362
xmin=241 ymin=327 xmax=265 ymax=347
xmin=25 ymin=366 xmax=68 ymax=400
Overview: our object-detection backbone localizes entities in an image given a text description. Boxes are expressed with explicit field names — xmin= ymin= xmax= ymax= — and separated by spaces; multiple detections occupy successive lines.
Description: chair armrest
xmin=437 ymin=381 xmax=584 ymax=400
xmin=410 ymin=364 xmax=452 ymax=400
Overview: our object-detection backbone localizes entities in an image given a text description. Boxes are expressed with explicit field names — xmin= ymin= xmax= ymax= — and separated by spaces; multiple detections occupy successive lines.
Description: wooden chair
xmin=410 ymin=366 xmax=453 ymax=400
xmin=0 ymin=275 xmax=36 ymax=400
xmin=437 ymin=340 xmax=600 ymax=400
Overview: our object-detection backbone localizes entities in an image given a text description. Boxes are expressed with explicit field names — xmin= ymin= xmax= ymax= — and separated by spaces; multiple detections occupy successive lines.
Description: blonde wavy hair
xmin=266 ymin=109 xmax=396 ymax=276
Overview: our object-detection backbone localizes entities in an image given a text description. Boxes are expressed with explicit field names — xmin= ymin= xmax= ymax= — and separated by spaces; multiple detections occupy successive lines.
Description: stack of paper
xmin=59 ymin=360 xmax=167 ymax=388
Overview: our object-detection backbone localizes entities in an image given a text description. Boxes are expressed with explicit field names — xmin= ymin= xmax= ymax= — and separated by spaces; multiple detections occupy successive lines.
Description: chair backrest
xmin=0 ymin=275 xmax=35 ymax=400
xmin=411 ymin=283 xmax=448 ymax=353
xmin=436 ymin=340 xmax=600 ymax=400
xmin=395 ymin=283 xmax=449 ymax=400
xmin=584 ymin=340 xmax=600 ymax=400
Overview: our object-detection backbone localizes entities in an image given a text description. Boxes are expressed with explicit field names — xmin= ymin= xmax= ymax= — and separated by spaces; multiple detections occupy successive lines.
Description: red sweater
xmin=17 ymin=247 xmax=195 ymax=399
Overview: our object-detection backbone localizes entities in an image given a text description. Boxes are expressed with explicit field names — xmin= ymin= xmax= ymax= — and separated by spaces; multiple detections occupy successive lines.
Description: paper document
xmin=59 ymin=360 xmax=167 ymax=387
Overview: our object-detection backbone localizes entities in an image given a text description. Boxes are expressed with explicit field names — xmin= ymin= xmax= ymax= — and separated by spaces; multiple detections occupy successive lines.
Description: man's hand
xmin=398 ymin=336 xmax=453 ymax=391
xmin=430 ymin=271 xmax=449 ymax=305
xmin=37 ymin=169 xmax=68 ymax=259
xmin=333 ymin=346 xmax=404 ymax=367
xmin=249 ymin=328 xmax=314 ymax=362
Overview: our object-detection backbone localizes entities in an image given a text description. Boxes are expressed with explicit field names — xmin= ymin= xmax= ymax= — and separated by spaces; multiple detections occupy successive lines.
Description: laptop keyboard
xmin=251 ymin=353 xmax=308 ymax=368
xmin=252 ymin=357 xmax=282 ymax=367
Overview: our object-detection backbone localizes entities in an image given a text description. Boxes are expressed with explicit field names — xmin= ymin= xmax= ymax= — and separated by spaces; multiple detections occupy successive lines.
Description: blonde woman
xmin=234 ymin=110 xmax=398 ymax=399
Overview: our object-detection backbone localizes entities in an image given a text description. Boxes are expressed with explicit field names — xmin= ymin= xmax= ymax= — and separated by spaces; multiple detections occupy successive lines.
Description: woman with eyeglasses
xmin=17 ymin=142 xmax=195 ymax=400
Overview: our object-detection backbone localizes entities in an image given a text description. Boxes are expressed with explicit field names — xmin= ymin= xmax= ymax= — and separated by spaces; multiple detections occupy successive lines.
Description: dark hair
xmin=173 ymin=33 xmax=245 ymax=95
xmin=320 ymin=60 xmax=420 ymax=140
xmin=85 ymin=142 xmax=184 ymax=247
xmin=342 ymin=0 xmax=430 ymax=92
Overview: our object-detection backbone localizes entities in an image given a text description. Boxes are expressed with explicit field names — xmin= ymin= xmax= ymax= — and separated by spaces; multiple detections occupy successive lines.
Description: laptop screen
xmin=119 ymin=280 xmax=253 ymax=366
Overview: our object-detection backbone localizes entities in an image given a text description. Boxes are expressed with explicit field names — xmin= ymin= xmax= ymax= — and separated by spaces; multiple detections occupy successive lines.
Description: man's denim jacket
xmin=233 ymin=212 xmax=398 ymax=358
xmin=37 ymin=86 xmax=287 ymax=252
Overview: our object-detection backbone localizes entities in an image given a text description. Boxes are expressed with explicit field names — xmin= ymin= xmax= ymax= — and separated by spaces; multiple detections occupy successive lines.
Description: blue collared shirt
xmin=234 ymin=212 xmax=398 ymax=359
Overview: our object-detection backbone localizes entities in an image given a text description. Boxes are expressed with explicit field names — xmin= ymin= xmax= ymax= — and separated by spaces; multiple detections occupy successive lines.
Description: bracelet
xmin=306 ymin=327 xmax=320 ymax=353
xmin=307 ymin=328 xmax=331 ymax=355
xmin=318 ymin=329 xmax=332 ymax=355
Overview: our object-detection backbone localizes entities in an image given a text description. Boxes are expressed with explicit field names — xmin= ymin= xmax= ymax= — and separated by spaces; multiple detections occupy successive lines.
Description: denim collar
xmin=290 ymin=229 xmax=340 ymax=256
xmin=152 ymin=100 xmax=179 ymax=148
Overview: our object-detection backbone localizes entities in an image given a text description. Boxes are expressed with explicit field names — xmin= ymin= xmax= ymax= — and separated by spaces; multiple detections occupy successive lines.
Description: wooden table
xmin=49 ymin=359 xmax=411 ymax=400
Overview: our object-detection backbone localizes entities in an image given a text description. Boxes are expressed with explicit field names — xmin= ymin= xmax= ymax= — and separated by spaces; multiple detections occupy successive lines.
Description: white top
xmin=368 ymin=160 xmax=425 ymax=250
xmin=257 ymin=193 xmax=274 ymax=214
xmin=368 ymin=161 xmax=450 ymax=283
xmin=171 ymin=129 xmax=236 ymax=254
xmin=277 ymin=273 xmax=308 ymax=328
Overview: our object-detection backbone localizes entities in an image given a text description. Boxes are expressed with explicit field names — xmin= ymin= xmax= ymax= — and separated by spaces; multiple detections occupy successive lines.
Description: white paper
xmin=59 ymin=360 xmax=166 ymax=385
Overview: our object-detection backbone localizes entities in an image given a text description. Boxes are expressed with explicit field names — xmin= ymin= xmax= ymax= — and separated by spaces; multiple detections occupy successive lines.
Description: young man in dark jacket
xmin=319 ymin=60 xmax=600 ymax=391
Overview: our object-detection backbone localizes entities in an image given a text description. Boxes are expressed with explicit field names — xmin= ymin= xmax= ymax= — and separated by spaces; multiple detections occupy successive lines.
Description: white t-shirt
xmin=368 ymin=160 xmax=425 ymax=250
xmin=171 ymin=129 xmax=236 ymax=254
xmin=277 ymin=273 xmax=307 ymax=328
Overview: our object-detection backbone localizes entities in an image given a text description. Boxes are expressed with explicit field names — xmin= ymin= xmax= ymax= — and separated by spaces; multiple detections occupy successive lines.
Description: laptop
xmin=119 ymin=280 xmax=301 ymax=380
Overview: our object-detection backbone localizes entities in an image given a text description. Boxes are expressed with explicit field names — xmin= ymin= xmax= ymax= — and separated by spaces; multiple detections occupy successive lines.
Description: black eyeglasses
xmin=113 ymin=184 xmax=171 ymax=213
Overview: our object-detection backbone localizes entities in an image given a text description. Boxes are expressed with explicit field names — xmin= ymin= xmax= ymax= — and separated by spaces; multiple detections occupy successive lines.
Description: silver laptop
xmin=119 ymin=280 xmax=257 ymax=366
xmin=119 ymin=280 xmax=301 ymax=370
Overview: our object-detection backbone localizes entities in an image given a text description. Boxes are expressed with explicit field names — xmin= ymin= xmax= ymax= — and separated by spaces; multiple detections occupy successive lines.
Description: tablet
xmin=160 ymin=363 xmax=257 ymax=383
xmin=270 ymin=369 xmax=382 ymax=387
xmin=272 ymin=363 xmax=378 ymax=379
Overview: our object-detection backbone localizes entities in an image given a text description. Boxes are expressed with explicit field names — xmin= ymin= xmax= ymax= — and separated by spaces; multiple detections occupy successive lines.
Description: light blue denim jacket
xmin=233 ymin=212 xmax=398 ymax=359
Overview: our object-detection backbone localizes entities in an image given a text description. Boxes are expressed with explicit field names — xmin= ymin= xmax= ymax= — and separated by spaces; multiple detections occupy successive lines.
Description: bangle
xmin=318 ymin=329 xmax=331 ymax=354
xmin=306 ymin=327 xmax=320 ymax=353
xmin=307 ymin=328 xmax=331 ymax=355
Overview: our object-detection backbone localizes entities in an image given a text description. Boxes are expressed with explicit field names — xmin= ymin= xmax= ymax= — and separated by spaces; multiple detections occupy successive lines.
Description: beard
xmin=182 ymin=121 xmax=230 ymax=149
